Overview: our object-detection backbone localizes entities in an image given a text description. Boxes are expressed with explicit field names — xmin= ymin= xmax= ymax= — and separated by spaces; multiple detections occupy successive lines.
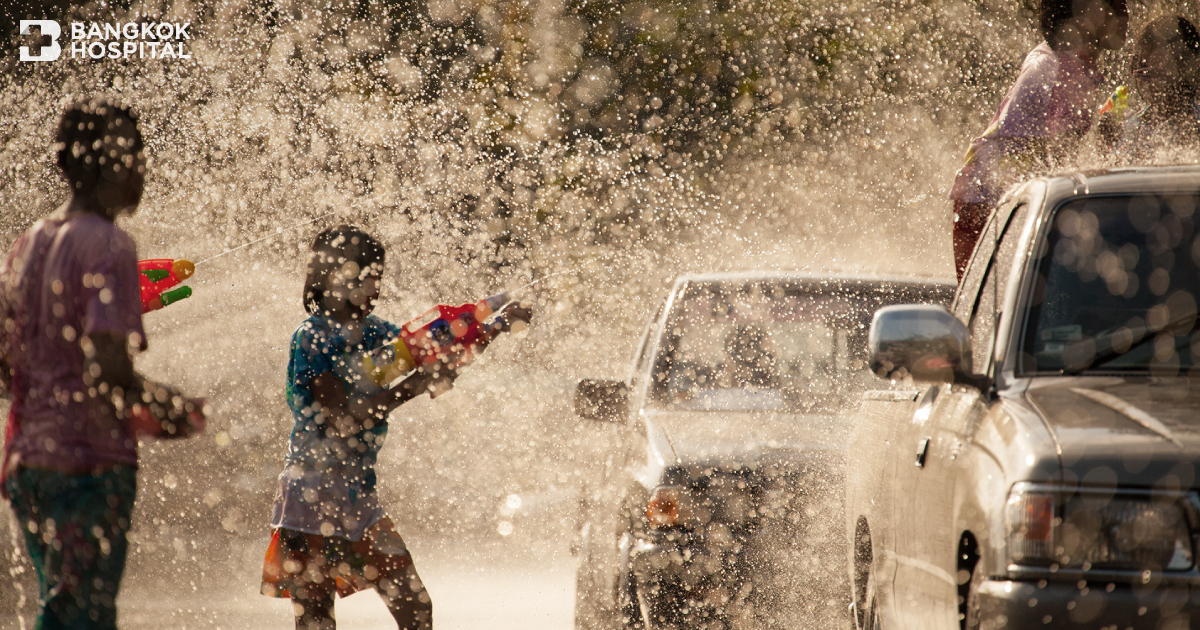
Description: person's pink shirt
xmin=950 ymin=43 xmax=1104 ymax=206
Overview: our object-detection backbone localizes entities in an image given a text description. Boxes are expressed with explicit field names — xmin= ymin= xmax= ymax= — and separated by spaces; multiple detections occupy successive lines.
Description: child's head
xmin=55 ymin=99 xmax=146 ymax=220
xmin=1131 ymin=16 xmax=1200 ymax=115
xmin=303 ymin=225 xmax=386 ymax=322
xmin=1041 ymin=0 xmax=1129 ymax=53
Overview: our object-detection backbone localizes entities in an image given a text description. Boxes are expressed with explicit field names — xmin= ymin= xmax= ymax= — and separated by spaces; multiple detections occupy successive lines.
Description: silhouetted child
xmin=1117 ymin=16 xmax=1200 ymax=160
xmin=949 ymin=0 xmax=1128 ymax=279
xmin=0 ymin=99 xmax=206 ymax=629
xmin=261 ymin=225 xmax=530 ymax=630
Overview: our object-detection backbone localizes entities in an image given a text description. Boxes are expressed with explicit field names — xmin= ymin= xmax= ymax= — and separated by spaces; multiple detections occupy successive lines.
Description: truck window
xmin=968 ymin=203 xmax=1031 ymax=374
xmin=630 ymin=297 xmax=668 ymax=389
xmin=647 ymin=280 xmax=937 ymax=413
xmin=1022 ymin=194 xmax=1200 ymax=374
xmin=950 ymin=202 xmax=1027 ymax=374
xmin=953 ymin=201 xmax=1019 ymax=324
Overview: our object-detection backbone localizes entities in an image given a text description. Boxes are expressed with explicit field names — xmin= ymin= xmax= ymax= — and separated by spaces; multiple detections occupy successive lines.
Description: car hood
xmin=1025 ymin=376 xmax=1200 ymax=486
xmin=642 ymin=408 xmax=848 ymax=469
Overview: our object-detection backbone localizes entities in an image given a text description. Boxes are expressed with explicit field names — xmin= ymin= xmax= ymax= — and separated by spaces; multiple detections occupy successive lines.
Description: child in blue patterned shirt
xmin=261 ymin=225 xmax=528 ymax=630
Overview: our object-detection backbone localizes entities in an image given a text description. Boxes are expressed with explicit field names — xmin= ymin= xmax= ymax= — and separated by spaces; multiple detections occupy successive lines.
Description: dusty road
xmin=4 ymin=538 xmax=574 ymax=630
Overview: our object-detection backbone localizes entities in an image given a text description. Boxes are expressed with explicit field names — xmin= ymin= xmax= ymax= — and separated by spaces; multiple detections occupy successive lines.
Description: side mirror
xmin=869 ymin=304 xmax=973 ymax=384
xmin=575 ymin=379 xmax=629 ymax=422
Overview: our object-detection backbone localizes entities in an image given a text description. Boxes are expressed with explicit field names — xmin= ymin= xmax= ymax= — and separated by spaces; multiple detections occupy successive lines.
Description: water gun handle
xmin=139 ymin=259 xmax=195 ymax=313
xmin=1098 ymin=85 xmax=1128 ymax=117
xmin=363 ymin=338 xmax=418 ymax=386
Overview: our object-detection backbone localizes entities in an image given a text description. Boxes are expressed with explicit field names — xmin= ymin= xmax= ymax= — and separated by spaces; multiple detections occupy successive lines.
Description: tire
xmin=618 ymin=575 xmax=645 ymax=630
xmin=575 ymin=541 xmax=643 ymax=630
xmin=853 ymin=521 xmax=880 ymax=630
xmin=962 ymin=566 xmax=985 ymax=630
xmin=863 ymin=570 xmax=880 ymax=630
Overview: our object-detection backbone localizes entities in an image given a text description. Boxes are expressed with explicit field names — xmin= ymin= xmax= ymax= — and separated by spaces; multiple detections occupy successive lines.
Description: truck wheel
xmin=618 ymin=577 xmax=645 ymax=630
xmin=853 ymin=520 xmax=881 ymax=630
xmin=962 ymin=567 xmax=984 ymax=630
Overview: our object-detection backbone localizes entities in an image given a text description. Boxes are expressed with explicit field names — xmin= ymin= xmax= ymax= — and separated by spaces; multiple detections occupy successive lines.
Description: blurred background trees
xmin=4 ymin=0 xmax=1047 ymax=265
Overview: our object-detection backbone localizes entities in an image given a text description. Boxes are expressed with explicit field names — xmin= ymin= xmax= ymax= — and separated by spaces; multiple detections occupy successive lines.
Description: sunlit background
xmin=1 ymin=0 xmax=1197 ymax=627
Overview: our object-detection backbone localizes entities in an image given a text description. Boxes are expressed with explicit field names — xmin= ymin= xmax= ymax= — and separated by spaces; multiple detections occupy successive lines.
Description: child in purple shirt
xmin=949 ymin=0 xmax=1128 ymax=280
xmin=1 ymin=100 xmax=206 ymax=630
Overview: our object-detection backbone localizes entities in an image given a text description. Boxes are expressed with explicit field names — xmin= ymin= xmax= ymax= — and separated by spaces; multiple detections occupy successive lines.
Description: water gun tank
xmin=138 ymin=259 xmax=195 ymax=313
xmin=364 ymin=292 xmax=511 ymax=389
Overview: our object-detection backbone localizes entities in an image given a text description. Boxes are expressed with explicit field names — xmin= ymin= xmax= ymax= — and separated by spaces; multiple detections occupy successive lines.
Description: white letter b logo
xmin=19 ymin=21 xmax=62 ymax=62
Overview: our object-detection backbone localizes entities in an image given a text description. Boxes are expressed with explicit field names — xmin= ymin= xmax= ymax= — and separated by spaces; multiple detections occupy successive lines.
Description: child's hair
xmin=55 ymin=99 xmax=144 ymax=197
xmin=303 ymin=225 xmax=386 ymax=315
xmin=1131 ymin=16 xmax=1200 ymax=95
xmin=1040 ymin=0 xmax=1128 ymax=49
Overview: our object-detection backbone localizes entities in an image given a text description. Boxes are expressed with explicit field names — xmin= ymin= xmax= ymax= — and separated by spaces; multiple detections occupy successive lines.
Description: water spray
xmin=193 ymin=208 xmax=344 ymax=266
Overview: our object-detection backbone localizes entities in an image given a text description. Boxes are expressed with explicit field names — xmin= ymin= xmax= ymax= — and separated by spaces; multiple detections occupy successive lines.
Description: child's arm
xmin=469 ymin=302 xmax=533 ymax=355
xmin=311 ymin=367 xmax=447 ymax=438
xmin=82 ymin=331 xmax=205 ymax=436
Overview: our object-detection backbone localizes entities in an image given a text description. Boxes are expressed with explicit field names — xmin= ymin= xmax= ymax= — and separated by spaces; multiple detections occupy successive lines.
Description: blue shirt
xmin=270 ymin=314 xmax=403 ymax=540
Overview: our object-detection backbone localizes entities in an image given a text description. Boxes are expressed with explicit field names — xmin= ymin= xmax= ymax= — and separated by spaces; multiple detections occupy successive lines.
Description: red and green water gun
xmin=138 ymin=259 xmax=195 ymax=313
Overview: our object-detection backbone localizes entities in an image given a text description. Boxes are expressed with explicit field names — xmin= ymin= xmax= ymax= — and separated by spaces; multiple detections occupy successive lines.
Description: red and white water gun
xmin=365 ymin=291 xmax=527 ymax=397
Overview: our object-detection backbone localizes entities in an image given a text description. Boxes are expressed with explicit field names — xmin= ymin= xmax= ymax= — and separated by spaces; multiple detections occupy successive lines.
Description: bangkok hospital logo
xmin=19 ymin=19 xmax=192 ymax=62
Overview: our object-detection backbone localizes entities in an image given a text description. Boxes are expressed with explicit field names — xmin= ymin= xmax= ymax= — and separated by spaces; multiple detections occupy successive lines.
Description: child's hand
xmin=499 ymin=302 xmax=533 ymax=333
xmin=185 ymin=397 xmax=207 ymax=435
xmin=415 ymin=361 xmax=458 ymax=396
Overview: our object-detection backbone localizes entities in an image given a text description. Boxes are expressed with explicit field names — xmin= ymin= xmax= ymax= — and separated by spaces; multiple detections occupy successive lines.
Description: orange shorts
xmin=262 ymin=517 xmax=416 ymax=599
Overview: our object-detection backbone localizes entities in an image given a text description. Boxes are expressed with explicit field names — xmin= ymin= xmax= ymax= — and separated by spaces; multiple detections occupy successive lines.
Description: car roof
xmin=1041 ymin=165 xmax=1200 ymax=198
xmin=676 ymin=271 xmax=956 ymax=289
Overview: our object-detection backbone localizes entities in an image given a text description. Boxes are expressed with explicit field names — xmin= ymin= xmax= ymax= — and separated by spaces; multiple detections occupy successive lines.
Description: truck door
xmin=849 ymin=384 xmax=921 ymax=625
xmin=902 ymin=201 xmax=1031 ymax=629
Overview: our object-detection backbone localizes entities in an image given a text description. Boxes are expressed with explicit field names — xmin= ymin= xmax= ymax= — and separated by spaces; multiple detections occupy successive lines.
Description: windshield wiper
xmin=1063 ymin=313 xmax=1199 ymax=375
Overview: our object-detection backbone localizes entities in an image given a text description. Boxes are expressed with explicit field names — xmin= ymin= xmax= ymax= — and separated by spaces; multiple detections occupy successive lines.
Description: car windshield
xmin=649 ymin=280 xmax=945 ymax=413
xmin=1024 ymin=193 xmax=1200 ymax=374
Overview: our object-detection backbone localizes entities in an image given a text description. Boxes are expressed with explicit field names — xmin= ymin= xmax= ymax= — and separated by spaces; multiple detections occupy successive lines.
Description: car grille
xmin=663 ymin=462 xmax=847 ymax=629
xmin=683 ymin=462 xmax=839 ymax=538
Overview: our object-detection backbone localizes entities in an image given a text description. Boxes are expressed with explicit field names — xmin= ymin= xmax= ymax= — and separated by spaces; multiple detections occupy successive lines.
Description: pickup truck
xmin=572 ymin=272 xmax=951 ymax=630
xmin=847 ymin=166 xmax=1200 ymax=630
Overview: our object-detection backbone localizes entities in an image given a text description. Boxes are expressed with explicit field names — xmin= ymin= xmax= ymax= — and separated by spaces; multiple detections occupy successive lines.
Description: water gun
xmin=138 ymin=259 xmax=194 ymax=313
xmin=364 ymin=292 xmax=518 ymax=397
xmin=1098 ymin=85 xmax=1128 ymax=117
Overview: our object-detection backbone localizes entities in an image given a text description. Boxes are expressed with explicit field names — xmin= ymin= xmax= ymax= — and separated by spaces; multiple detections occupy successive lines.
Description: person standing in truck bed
xmin=948 ymin=0 xmax=1128 ymax=280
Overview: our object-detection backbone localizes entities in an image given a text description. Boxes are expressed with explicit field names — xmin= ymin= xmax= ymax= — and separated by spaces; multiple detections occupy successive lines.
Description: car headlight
xmin=1006 ymin=483 xmax=1197 ymax=571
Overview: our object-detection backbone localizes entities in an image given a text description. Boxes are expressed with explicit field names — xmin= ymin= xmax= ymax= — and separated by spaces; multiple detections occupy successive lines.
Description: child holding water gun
xmin=1 ymin=99 xmax=206 ymax=630
xmin=948 ymin=0 xmax=1128 ymax=279
xmin=261 ymin=225 xmax=531 ymax=630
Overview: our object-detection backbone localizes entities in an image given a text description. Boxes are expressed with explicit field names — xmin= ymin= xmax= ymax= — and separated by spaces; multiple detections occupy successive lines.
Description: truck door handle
xmin=916 ymin=438 xmax=930 ymax=468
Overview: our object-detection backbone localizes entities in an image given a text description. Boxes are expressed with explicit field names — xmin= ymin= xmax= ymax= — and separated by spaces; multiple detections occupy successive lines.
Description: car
xmin=846 ymin=165 xmax=1200 ymax=630
xmin=572 ymin=272 xmax=953 ymax=630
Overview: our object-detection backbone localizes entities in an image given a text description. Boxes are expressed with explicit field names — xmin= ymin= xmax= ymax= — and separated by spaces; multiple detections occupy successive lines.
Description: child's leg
xmin=292 ymin=585 xmax=336 ymax=630
xmin=377 ymin=562 xmax=432 ymax=630
xmin=6 ymin=465 xmax=135 ymax=630
xmin=953 ymin=200 xmax=990 ymax=281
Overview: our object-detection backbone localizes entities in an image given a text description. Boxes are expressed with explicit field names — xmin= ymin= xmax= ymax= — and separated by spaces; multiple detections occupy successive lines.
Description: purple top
xmin=1 ymin=206 xmax=146 ymax=473
xmin=950 ymin=43 xmax=1104 ymax=206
